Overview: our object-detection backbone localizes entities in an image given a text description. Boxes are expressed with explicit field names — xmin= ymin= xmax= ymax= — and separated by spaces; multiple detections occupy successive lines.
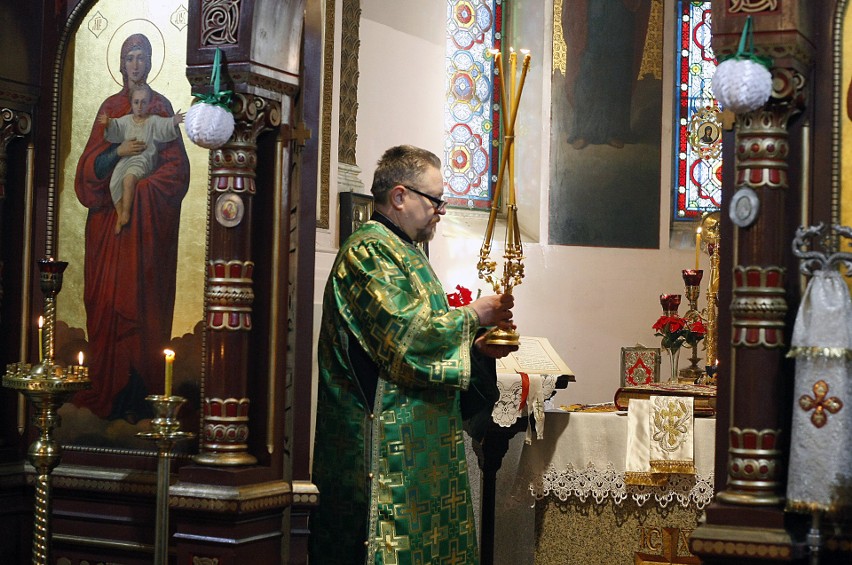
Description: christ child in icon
xmin=98 ymin=84 xmax=184 ymax=234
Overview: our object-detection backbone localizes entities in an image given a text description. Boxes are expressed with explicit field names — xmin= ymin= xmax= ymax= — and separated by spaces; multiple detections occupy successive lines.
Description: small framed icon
xmin=620 ymin=346 xmax=661 ymax=387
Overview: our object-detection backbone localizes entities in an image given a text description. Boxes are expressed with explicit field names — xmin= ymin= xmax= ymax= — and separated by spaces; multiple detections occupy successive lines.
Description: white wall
xmin=315 ymin=0 xmax=702 ymax=409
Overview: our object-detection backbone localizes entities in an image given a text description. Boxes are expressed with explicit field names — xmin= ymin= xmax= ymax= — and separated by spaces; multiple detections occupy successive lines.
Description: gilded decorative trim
xmin=200 ymin=0 xmax=241 ymax=46
xmin=210 ymin=94 xmax=281 ymax=196
xmin=46 ymin=0 xmax=98 ymax=258
xmin=189 ymin=71 xmax=300 ymax=98
xmin=551 ymin=0 xmax=566 ymax=76
xmin=338 ymin=0 xmax=361 ymax=165
xmin=318 ymin=0 xmax=336 ymax=229
xmin=691 ymin=537 xmax=792 ymax=559
xmin=201 ymin=397 xmax=251 ymax=446
xmin=206 ymin=260 xmax=255 ymax=330
xmin=169 ymin=480 xmax=292 ymax=514
xmin=717 ymin=427 xmax=784 ymax=506
xmin=171 ymin=492 xmax=291 ymax=514
xmin=787 ymin=346 xmax=852 ymax=359
xmin=731 ymin=265 xmax=787 ymax=348
xmin=291 ymin=476 xmax=320 ymax=506
xmin=831 ymin=1 xmax=848 ymax=224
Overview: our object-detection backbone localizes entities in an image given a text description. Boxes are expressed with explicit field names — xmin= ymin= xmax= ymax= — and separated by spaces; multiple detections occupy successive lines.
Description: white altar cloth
xmin=519 ymin=410 xmax=716 ymax=508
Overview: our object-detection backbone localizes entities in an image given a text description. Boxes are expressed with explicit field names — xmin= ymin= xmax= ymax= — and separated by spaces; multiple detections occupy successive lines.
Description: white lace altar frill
xmin=530 ymin=461 xmax=715 ymax=510
xmin=492 ymin=374 xmax=559 ymax=442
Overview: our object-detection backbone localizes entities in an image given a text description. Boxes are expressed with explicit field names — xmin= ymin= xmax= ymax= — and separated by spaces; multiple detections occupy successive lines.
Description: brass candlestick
xmin=478 ymin=48 xmax=530 ymax=346
xmin=679 ymin=269 xmax=705 ymax=383
xmin=700 ymin=212 xmax=721 ymax=384
xmin=2 ymin=258 xmax=91 ymax=565
xmin=137 ymin=395 xmax=193 ymax=565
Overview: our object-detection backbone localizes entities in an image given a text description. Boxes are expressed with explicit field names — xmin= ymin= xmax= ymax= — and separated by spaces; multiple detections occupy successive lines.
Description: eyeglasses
xmin=402 ymin=185 xmax=447 ymax=212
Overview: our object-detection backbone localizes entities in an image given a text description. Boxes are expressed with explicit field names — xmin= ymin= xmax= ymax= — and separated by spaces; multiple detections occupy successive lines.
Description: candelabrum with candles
xmin=699 ymin=212 xmax=721 ymax=385
xmin=137 ymin=349 xmax=194 ymax=565
xmin=478 ymin=47 xmax=530 ymax=346
xmin=2 ymin=258 xmax=91 ymax=565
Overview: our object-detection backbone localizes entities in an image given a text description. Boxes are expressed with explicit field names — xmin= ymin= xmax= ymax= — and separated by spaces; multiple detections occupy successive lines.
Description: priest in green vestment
xmin=310 ymin=145 xmax=517 ymax=564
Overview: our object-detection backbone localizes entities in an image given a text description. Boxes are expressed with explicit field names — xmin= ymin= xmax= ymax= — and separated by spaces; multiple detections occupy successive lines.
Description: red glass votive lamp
xmin=682 ymin=269 xmax=704 ymax=287
xmin=660 ymin=293 xmax=682 ymax=314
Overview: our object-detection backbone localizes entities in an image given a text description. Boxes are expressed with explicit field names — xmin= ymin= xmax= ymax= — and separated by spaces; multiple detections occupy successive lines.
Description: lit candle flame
xmin=37 ymin=316 xmax=44 ymax=362
xmin=78 ymin=351 xmax=84 ymax=366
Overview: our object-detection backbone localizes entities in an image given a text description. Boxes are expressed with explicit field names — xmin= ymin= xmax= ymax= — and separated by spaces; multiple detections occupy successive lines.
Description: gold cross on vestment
xmin=378 ymin=521 xmax=410 ymax=564
xmin=635 ymin=527 xmax=700 ymax=565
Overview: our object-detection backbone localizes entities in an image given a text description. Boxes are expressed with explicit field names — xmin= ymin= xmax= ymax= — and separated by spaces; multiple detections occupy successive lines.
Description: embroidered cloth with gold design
xmin=625 ymin=395 xmax=695 ymax=486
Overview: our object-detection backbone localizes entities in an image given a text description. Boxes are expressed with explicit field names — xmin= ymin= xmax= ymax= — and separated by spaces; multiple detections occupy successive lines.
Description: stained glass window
xmin=674 ymin=0 xmax=722 ymax=220
xmin=444 ymin=0 xmax=502 ymax=210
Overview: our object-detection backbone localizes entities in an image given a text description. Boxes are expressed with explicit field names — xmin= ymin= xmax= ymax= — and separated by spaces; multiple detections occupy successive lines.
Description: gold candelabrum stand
xmin=679 ymin=268 xmax=705 ymax=383
xmin=2 ymin=258 xmax=91 ymax=565
xmin=137 ymin=396 xmax=194 ymax=565
xmin=675 ymin=212 xmax=720 ymax=385
xmin=699 ymin=212 xmax=721 ymax=385
xmin=478 ymin=48 xmax=530 ymax=346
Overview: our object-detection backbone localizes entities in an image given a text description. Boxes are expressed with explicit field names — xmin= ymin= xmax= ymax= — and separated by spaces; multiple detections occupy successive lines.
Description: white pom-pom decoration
xmin=184 ymin=103 xmax=235 ymax=149
xmin=712 ymin=58 xmax=773 ymax=115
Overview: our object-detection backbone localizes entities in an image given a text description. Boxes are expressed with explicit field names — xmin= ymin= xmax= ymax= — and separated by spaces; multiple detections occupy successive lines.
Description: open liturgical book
xmin=495 ymin=336 xmax=574 ymax=377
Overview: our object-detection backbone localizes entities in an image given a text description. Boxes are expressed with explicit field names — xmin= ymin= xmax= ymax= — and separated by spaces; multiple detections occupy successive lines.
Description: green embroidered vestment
xmin=311 ymin=220 xmax=487 ymax=564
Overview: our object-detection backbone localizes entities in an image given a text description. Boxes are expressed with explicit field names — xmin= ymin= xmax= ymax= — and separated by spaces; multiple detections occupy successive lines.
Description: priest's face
xmin=401 ymin=166 xmax=447 ymax=243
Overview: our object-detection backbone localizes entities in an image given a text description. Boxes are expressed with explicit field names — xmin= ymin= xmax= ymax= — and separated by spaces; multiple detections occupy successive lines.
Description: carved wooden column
xmin=195 ymin=93 xmax=280 ymax=466
xmin=171 ymin=2 xmax=307 ymax=563
xmin=691 ymin=3 xmax=814 ymax=563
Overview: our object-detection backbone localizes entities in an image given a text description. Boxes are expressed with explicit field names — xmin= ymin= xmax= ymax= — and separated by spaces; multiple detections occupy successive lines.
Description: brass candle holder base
xmin=484 ymin=326 xmax=520 ymax=346
xmin=3 ymin=360 xmax=90 ymax=565
xmin=137 ymin=394 xmax=194 ymax=565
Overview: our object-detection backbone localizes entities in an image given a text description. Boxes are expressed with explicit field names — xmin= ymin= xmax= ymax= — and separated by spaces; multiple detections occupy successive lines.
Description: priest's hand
xmin=470 ymin=293 xmax=514 ymax=327
xmin=474 ymin=325 xmax=519 ymax=359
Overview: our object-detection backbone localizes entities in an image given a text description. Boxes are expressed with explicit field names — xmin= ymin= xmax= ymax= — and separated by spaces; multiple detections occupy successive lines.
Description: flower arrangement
xmin=447 ymin=285 xmax=474 ymax=307
xmin=653 ymin=315 xmax=707 ymax=350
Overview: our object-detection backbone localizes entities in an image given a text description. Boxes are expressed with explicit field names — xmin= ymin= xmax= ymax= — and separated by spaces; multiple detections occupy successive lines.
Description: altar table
xmin=516 ymin=410 xmax=716 ymax=565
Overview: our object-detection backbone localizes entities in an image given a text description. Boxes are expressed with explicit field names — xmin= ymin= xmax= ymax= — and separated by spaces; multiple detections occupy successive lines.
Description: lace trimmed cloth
xmin=516 ymin=411 xmax=716 ymax=509
xmin=492 ymin=374 xmax=559 ymax=443
xmin=530 ymin=462 xmax=714 ymax=509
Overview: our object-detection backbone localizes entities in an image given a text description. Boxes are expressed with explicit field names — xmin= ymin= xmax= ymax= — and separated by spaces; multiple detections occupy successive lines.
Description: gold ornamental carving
xmin=210 ymin=94 xmax=281 ymax=195
xmin=734 ymin=67 xmax=805 ymax=192
xmin=318 ymin=0 xmax=337 ymax=229
xmin=338 ymin=0 xmax=361 ymax=166
xmin=200 ymin=0 xmax=240 ymax=46
xmin=729 ymin=0 xmax=778 ymax=12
